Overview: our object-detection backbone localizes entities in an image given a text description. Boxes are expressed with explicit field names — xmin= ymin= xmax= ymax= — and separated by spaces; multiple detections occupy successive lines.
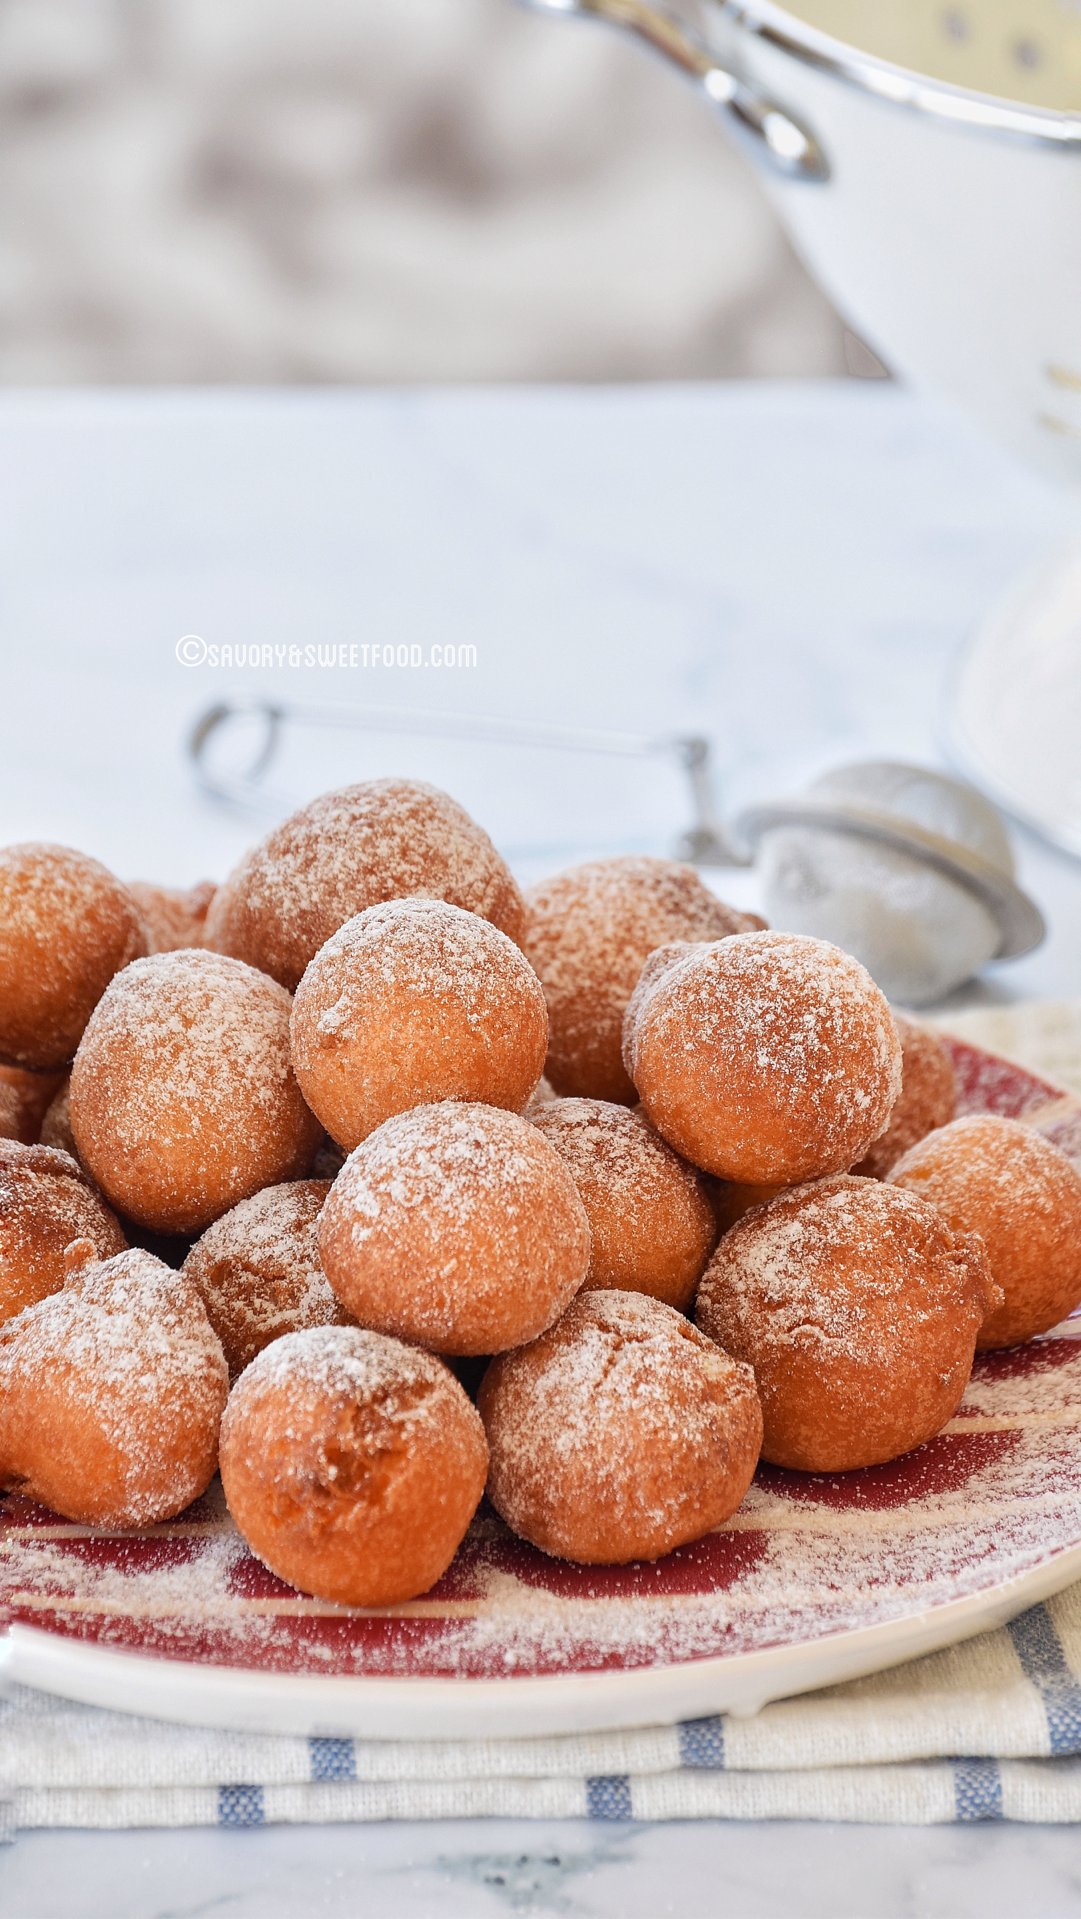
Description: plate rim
xmin=5 ymin=1532 xmax=1081 ymax=1738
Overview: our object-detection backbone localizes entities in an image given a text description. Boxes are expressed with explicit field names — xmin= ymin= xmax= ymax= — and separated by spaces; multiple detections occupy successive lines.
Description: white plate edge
xmin=5 ymin=1537 xmax=1081 ymax=1739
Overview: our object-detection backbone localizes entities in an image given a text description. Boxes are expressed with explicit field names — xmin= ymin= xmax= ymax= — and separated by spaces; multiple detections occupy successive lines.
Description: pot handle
xmin=525 ymin=0 xmax=829 ymax=182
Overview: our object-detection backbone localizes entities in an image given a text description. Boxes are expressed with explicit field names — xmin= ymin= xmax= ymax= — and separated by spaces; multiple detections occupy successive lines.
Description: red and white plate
xmin=3 ymin=1037 xmax=1081 ymax=1739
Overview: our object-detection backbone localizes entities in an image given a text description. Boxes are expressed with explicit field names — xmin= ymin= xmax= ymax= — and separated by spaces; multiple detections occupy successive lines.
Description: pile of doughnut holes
xmin=0 ymin=779 xmax=1078 ymax=1608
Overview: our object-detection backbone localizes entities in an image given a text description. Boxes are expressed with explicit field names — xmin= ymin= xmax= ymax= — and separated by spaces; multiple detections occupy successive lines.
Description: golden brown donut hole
xmin=290 ymin=899 xmax=548 ymax=1152
xmin=853 ymin=1012 xmax=957 ymax=1179
xmin=318 ymin=1101 xmax=591 ymax=1356
xmin=529 ymin=1097 xmax=716 ymax=1311
xmin=218 ymin=1326 xmax=489 ymax=1606
xmin=39 ymin=1078 xmax=77 ymax=1158
xmin=624 ymin=931 xmax=903 ymax=1186
xmin=182 ymin=1178 xmax=353 ymax=1382
xmin=523 ymin=856 xmax=758 ymax=1104
xmin=126 ymin=880 xmax=217 ymax=954
xmin=707 ymin=1178 xmax=790 ymax=1237
xmin=478 ymin=1290 xmax=763 ymax=1565
xmin=0 ymin=1139 xmax=127 ymax=1322
xmin=0 ymin=1082 xmax=20 ymax=1142
xmin=70 ymin=950 xmax=322 ymax=1236
xmin=0 ymin=1066 xmax=66 ymax=1146
xmin=0 ymin=843 xmax=148 ymax=1070
xmin=696 ymin=1174 xmax=999 ymax=1472
xmin=888 ymin=1113 xmax=1081 ymax=1350
xmin=206 ymin=779 xmax=525 ymax=992
xmin=0 ymin=1247 xmax=228 ymax=1528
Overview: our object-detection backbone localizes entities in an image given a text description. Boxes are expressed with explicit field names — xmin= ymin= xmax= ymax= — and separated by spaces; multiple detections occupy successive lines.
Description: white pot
xmin=531 ymin=0 xmax=1081 ymax=483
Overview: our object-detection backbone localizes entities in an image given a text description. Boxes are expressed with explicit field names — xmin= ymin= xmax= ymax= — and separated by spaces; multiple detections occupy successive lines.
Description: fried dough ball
xmin=0 ymin=1246 xmax=228 ymax=1527
xmin=0 ymin=1067 xmax=66 ymax=1146
xmin=696 ymin=1174 xmax=999 ymax=1472
xmin=39 ymin=1078 xmax=77 ymax=1158
xmin=182 ymin=1179 xmax=353 ymax=1381
xmin=126 ymin=880 xmax=216 ymax=954
xmin=205 ymin=779 xmax=525 ymax=992
xmin=889 ymin=1114 xmax=1081 ymax=1349
xmin=0 ymin=843 xmax=148 ymax=1070
xmin=70 ymin=950 xmax=322 ymax=1236
xmin=522 ymin=856 xmax=760 ymax=1104
xmin=530 ymin=1098 xmax=716 ymax=1311
xmin=707 ymin=1178 xmax=789 ymax=1236
xmin=479 ymin=1290 xmax=762 ymax=1564
xmin=853 ymin=1013 xmax=957 ymax=1178
xmin=219 ymin=1325 xmax=489 ymax=1606
xmin=623 ymin=931 xmax=903 ymax=1186
xmin=0 ymin=1140 xmax=126 ymax=1322
xmin=318 ymin=1101 xmax=591 ymax=1356
xmin=291 ymin=900 xmax=548 ymax=1152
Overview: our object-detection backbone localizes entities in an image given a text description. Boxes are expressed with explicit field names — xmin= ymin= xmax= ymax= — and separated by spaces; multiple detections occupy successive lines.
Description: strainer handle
xmin=523 ymin=0 xmax=829 ymax=181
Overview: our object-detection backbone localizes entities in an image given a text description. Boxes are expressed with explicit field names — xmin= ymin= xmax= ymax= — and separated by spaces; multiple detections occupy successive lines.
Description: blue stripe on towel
xmin=1008 ymin=1605 xmax=1081 ymax=1755
xmin=678 ymin=1715 xmax=726 ymax=1769
xmin=586 ymin=1775 xmax=633 ymax=1821
xmin=218 ymin=1784 xmax=265 ymax=1827
xmin=953 ymin=1758 xmax=1003 ymax=1822
xmin=309 ymin=1736 xmax=357 ymax=1781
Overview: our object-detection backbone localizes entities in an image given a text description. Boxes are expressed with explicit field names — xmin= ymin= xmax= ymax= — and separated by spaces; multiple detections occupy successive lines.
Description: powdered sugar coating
xmin=479 ymin=1289 xmax=762 ymax=1565
xmin=523 ymin=857 xmax=758 ymax=1104
xmin=0 ymin=1138 xmax=89 ymax=1184
xmin=625 ymin=931 xmax=903 ymax=1185
xmin=318 ymin=1101 xmax=591 ymax=1356
xmin=69 ymin=950 xmax=322 ymax=1235
xmin=219 ymin=1325 xmax=489 ymax=1606
xmin=0 ymin=843 xmax=148 ymax=1070
xmin=0 ymin=1246 xmax=228 ymax=1528
xmin=530 ymin=1097 xmax=716 ymax=1311
xmin=889 ymin=1114 xmax=1081 ymax=1350
xmin=226 ymin=1321 xmax=453 ymax=1415
xmin=854 ymin=1012 xmax=957 ymax=1179
xmin=182 ymin=1179 xmax=352 ymax=1381
xmin=127 ymin=880 xmax=216 ymax=955
xmin=697 ymin=1174 xmax=998 ymax=1471
xmin=291 ymin=899 xmax=547 ymax=1151
xmin=206 ymin=780 xmax=526 ymax=992
xmin=620 ymin=941 xmax=705 ymax=1062
xmin=0 ymin=1139 xmax=126 ymax=1321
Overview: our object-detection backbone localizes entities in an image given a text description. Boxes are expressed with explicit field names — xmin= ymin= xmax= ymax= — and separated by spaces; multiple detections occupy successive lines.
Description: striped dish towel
xmin=3 ymin=998 xmax=1081 ymax=1835
xmin=3 ymin=1592 xmax=1081 ymax=1833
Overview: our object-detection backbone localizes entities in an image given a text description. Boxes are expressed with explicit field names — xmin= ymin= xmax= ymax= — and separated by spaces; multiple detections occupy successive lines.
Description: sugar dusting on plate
xmin=4 ymin=1335 xmax=1081 ymax=1682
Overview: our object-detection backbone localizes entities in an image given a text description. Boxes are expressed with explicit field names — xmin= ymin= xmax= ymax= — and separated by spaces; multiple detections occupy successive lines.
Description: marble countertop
xmin=9 ymin=1815 xmax=1081 ymax=1918
xmin=1 ymin=380 xmax=1081 ymax=1915
xmin=1 ymin=379 xmax=1079 ymax=1004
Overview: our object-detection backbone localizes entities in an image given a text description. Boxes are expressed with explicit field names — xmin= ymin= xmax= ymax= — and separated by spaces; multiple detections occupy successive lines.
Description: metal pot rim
xmin=716 ymin=0 xmax=1081 ymax=146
